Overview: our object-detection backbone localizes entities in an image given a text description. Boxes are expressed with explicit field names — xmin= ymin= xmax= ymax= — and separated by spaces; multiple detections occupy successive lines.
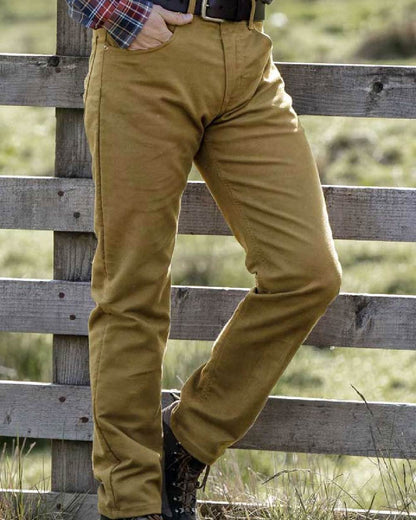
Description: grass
xmin=0 ymin=436 xmax=88 ymax=520
xmin=0 ymin=107 xmax=55 ymax=177
xmin=0 ymin=437 xmax=47 ymax=520
xmin=202 ymin=448 xmax=416 ymax=519
xmin=2 ymin=386 xmax=416 ymax=518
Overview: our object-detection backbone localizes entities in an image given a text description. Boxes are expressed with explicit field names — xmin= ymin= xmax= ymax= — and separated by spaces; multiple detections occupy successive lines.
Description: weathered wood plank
xmin=0 ymin=176 xmax=93 ymax=231
xmin=1 ymin=177 xmax=416 ymax=242
xmin=200 ymin=501 xmax=416 ymax=520
xmin=0 ymin=492 xmax=413 ymax=520
xmin=278 ymin=62 xmax=416 ymax=118
xmin=50 ymin=0 xmax=95 ymax=496
xmin=1 ymin=385 xmax=415 ymax=459
xmin=0 ymin=55 xmax=415 ymax=117
xmin=0 ymin=279 xmax=415 ymax=349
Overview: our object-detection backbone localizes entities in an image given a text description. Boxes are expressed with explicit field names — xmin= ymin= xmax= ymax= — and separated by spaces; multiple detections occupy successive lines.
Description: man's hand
xmin=127 ymin=4 xmax=193 ymax=50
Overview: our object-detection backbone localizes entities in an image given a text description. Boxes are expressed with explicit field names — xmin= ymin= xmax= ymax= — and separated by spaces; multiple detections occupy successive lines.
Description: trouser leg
xmin=169 ymin=20 xmax=343 ymax=466
xmin=83 ymin=26 xmax=204 ymax=518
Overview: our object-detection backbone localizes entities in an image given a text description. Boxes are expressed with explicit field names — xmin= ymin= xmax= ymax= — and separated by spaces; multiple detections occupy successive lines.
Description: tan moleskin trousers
xmin=83 ymin=16 xmax=342 ymax=519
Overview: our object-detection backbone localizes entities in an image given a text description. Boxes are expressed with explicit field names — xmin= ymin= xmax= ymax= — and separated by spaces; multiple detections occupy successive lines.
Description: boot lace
xmin=172 ymin=450 xmax=211 ymax=514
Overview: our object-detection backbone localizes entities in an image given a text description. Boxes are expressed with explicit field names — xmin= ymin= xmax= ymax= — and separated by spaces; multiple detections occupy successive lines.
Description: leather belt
xmin=152 ymin=0 xmax=267 ymax=22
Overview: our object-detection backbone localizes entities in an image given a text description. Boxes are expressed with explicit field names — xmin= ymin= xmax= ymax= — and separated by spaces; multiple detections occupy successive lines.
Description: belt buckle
xmin=200 ymin=0 xmax=225 ymax=22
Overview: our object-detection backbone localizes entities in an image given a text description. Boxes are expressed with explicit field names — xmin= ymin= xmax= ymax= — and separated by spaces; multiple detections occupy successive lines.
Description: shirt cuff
xmin=102 ymin=0 xmax=153 ymax=49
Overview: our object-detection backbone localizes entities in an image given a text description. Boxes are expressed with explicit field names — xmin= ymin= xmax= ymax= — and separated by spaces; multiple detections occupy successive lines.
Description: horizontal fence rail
xmin=0 ymin=55 xmax=415 ymax=117
xmin=1 ymin=177 xmax=416 ymax=241
xmin=0 ymin=279 xmax=415 ymax=349
xmin=0 ymin=385 xmax=415 ymax=459
xmin=0 ymin=493 xmax=414 ymax=520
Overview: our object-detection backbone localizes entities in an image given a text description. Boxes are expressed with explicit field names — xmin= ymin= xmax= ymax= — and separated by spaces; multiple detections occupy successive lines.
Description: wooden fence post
xmin=51 ymin=0 xmax=97 ymax=496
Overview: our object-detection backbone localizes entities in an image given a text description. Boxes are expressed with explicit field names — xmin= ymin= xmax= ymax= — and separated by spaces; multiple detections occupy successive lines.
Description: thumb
xmin=162 ymin=10 xmax=193 ymax=25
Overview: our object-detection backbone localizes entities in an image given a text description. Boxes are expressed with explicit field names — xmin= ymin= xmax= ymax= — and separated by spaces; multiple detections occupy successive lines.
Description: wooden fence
xmin=0 ymin=1 xmax=415 ymax=518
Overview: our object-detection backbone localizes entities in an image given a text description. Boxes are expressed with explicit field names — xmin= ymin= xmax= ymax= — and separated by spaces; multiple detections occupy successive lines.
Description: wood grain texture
xmin=1 ymin=177 xmax=415 ymax=242
xmin=51 ymin=0 xmax=95 ymax=495
xmin=0 ymin=53 xmax=415 ymax=117
xmin=199 ymin=501 xmax=416 ymax=520
xmin=0 ymin=279 xmax=415 ymax=349
xmin=0 ymin=492 xmax=413 ymax=520
xmin=278 ymin=62 xmax=416 ymax=118
xmin=0 ymin=386 xmax=415 ymax=459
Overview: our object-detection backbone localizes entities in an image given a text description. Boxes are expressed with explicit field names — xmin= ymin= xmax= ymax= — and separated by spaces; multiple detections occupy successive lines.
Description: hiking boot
xmin=100 ymin=514 xmax=164 ymax=520
xmin=161 ymin=399 xmax=211 ymax=520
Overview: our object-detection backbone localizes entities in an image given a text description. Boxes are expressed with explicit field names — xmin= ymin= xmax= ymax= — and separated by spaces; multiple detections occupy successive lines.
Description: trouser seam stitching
xmin=199 ymin=292 xmax=251 ymax=403
xmin=92 ymin=314 xmax=122 ymax=510
xmin=83 ymin=35 xmax=98 ymax=103
xmin=97 ymin=44 xmax=109 ymax=280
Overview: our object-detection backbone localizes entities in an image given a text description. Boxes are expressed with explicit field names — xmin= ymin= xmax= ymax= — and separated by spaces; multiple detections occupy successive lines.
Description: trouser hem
xmin=98 ymin=501 xmax=162 ymax=519
xmin=170 ymin=413 xmax=219 ymax=466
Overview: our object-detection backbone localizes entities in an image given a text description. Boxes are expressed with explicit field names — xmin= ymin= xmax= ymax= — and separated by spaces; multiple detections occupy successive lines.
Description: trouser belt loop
xmin=187 ymin=0 xmax=197 ymax=14
xmin=247 ymin=0 xmax=256 ymax=29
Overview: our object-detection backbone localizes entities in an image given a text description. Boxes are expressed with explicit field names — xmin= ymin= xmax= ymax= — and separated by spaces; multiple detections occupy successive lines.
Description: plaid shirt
xmin=65 ymin=0 xmax=153 ymax=49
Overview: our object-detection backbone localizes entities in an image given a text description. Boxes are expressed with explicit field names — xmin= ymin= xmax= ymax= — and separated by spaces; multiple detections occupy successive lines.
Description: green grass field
xmin=0 ymin=0 xmax=415 ymax=516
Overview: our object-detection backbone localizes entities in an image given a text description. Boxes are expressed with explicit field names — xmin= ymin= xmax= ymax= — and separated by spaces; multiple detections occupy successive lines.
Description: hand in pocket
xmin=127 ymin=4 xmax=193 ymax=51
